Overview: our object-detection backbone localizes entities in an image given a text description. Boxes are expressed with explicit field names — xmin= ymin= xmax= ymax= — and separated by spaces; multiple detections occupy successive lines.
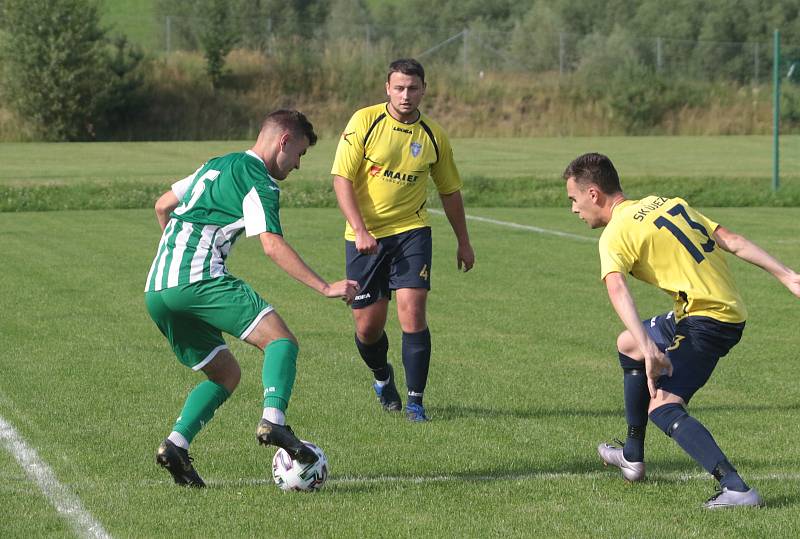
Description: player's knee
xmin=355 ymin=320 xmax=385 ymax=344
xmin=617 ymin=331 xmax=639 ymax=358
xmin=648 ymin=402 xmax=688 ymax=437
xmin=205 ymin=353 xmax=241 ymax=393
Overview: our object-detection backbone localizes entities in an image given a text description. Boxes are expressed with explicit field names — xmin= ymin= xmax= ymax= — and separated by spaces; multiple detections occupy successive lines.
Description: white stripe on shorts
xmin=193 ymin=344 xmax=229 ymax=371
xmin=239 ymin=307 xmax=274 ymax=340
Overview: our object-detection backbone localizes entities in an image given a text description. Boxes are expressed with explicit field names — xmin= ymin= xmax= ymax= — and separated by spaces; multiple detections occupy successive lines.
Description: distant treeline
xmin=1 ymin=0 xmax=799 ymax=141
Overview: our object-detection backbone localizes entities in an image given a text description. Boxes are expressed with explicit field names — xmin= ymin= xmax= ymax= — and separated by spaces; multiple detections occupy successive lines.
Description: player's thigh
xmin=145 ymin=290 xmax=228 ymax=371
xmin=243 ymin=310 xmax=296 ymax=351
xmin=388 ymin=227 xmax=432 ymax=292
xmin=346 ymin=239 xmax=391 ymax=309
xmin=395 ymin=287 xmax=428 ymax=332
xmin=176 ymin=275 xmax=275 ymax=343
xmin=656 ymin=316 xmax=742 ymax=404
xmin=619 ymin=311 xmax=677 ymax=358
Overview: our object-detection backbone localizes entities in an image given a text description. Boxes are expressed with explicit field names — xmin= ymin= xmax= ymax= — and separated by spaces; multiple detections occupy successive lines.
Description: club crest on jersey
xmin=410 ymin=142 xmax=422 ymax=157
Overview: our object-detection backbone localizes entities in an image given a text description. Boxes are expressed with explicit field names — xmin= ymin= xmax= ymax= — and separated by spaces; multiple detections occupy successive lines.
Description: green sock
xmin=262 ymin=338 xmax=298 ymax=412
xmin=173 ymin=380 xmax=230 ymax=444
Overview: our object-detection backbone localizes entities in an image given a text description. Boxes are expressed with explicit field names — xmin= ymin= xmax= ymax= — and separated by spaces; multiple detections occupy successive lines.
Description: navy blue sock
xmin=402 ymin=328 xmax=431 ymax=406
xmin=649 ymin=403 xmax=749 ymax=492
xmin=355 ymin=332 xmax=390 ymax=381
xmin=619 ymin=353 xmax=649 ymax=462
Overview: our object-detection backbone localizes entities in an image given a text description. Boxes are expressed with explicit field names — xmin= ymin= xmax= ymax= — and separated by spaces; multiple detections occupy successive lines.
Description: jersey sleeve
xmin=599 ymin=227 xmax=636 ymax=280
xmin=330 ymin=111 xmax=368 ymax=181
xmin=171 ymin=165 xmax=203 ymax=200
xmin=430 ymin=132 xmax=462 ymax=195
xmin=239 ymin=159 xmax=283 ymax=237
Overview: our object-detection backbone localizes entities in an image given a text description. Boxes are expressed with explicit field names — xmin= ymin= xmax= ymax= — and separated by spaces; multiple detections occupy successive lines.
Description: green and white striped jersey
xmin=145 ymin=150 xmax=282 ymax=292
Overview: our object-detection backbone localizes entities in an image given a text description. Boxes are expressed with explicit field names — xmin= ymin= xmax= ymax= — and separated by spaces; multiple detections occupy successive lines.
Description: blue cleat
xmin=373 ymin=363 xmax=402 ymax=412
xmin=405 ymin=402 xmax=429 ymax=422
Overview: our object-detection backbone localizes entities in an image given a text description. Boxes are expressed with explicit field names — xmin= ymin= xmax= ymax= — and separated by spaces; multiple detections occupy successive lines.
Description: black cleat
xmin=256 ymin=419 xmax=319 ymax=464
xmin=373 ymin=363 xmax=402 ymax=412
xmin=156 ymin=439 xmax=206 ymax=487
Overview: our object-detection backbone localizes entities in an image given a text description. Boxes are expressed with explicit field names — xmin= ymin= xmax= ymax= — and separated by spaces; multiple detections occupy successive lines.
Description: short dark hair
xmin=262 ymin=110 xmax=317 ymax=146
xmin=387 ymin=58 xmax=425 ymax=84
xmin=563 ymin=153 xmax=622 ymax=195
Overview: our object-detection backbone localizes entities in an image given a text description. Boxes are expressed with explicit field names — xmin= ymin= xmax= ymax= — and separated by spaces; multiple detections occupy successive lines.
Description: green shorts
xmin=145 ymin=274 xmax=273 ymax=370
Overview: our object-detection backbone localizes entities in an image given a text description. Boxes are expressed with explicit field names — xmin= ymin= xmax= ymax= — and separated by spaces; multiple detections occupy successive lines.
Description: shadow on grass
xmin=430 ymin=402 xmax=800 ymax=422
xmin=430 ymin=404 xmax=620 ymax=421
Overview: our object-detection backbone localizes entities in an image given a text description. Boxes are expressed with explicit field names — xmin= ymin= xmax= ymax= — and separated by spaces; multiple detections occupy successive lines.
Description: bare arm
xmin=714 ymin=226 xmax=800 ymax=298
xmin=332 ymin=175 xmax=377 ymax=254
xmin=439 ymin=190 xmax=475 ymax=272
xmin=605 ymin=271 xmax=673 ymax=396
xmin=154 ymin=190 xmax=180 ymax=231
xmin=260 ymin=232 xmax=358 ymax=303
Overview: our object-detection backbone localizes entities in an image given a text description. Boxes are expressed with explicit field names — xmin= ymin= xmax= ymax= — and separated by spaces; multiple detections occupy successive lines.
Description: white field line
xmin=162 ymin=470 xmax=800 ymax=488
xmin=0 ymin=416 xmax=110 ymax=539
xmin=428 ymin=209 xmax=596 ymax=243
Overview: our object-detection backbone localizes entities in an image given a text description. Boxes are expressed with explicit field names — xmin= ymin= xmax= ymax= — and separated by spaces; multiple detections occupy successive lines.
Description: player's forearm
xmin=736 ymin=243 xmax=796 ymax=284
xmin=605 ymin=274 xmax=651 ymax=350
xmin=439 ymin=190 xmax=471 ymax=245
xmin=261 ymin=234 xmax=329 ymax=294
xmin=332 ymin=176 xmax=368 ymax=233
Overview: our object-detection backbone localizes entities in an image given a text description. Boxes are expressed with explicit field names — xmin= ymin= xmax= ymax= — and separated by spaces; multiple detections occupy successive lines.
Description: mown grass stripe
xmin=429 ymin=208 xmax=596 ymax=242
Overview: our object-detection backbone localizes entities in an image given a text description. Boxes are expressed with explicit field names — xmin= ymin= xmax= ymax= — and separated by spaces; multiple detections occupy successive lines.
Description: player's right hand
xmin=642 ymin=343 xmax=673 ymax=398
xmin=324 ymin=279 xmax=360 ymax=305
xmin=355 ymin=230 xmax=378 ymax=255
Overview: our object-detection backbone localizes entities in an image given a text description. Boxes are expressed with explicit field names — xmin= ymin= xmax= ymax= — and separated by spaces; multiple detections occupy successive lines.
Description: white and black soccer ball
xmin=271 ymin=441 xmax=328 ymax=492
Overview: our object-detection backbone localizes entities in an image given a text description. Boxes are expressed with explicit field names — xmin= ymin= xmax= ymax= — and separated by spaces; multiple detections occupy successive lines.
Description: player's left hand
xmin=457 ymin=242 xmax=475 ymax=272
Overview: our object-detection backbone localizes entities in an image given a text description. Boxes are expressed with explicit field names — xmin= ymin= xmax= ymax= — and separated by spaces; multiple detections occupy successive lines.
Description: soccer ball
xmin=271 ymin=441 xmax=328 ymax=492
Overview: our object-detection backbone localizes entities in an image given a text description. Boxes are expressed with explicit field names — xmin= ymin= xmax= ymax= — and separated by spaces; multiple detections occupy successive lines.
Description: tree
xmin=0 ymin=0 xmax=113 ymax=140
xmin=199 ymin=0 xmax=239 ymax=87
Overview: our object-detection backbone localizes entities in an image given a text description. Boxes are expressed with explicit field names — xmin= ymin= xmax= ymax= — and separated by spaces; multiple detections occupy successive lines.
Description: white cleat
xmin=703 ymin=487 xmax=763 ymax=510
xmin=597 ymin=442 xmax=646 ymax=482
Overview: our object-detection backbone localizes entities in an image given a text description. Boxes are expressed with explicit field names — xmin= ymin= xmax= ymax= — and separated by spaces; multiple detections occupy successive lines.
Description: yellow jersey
xmin=599 ymin=196 xmax=747 ymax=323
xmin=331 ymin=103 xmax=462 ymax=240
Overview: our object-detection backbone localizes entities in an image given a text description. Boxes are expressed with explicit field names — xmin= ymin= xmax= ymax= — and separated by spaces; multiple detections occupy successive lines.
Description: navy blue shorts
xmin=345 ymin=227 xmax=432 ymax=309
xmin=643 ymin=312 xmax=745 ymax=403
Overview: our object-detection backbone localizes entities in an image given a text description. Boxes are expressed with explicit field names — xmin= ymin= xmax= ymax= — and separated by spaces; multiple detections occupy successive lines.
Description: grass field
xmin=1 ymin=136 xmax=799 ymax=212
xmin=2 ymin=202 xmax=799 ymax=537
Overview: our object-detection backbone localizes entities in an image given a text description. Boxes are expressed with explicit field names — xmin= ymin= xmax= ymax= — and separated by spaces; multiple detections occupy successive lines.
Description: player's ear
xmin=278 ymin=132 xmax=290 ymax=151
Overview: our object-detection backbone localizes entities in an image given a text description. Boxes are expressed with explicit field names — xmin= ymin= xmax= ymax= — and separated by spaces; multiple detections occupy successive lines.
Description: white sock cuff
xmin=263 ymin=407 xmax=286 ymax=426
xmin=167 ymin=431 xmax=189 ymax=450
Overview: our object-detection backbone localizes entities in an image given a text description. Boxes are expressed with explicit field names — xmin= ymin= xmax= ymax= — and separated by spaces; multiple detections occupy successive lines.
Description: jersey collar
xmin=384 ymin=103 xmax=421 ymax=125
xmin=245 ymin=149 xmax=280 ymax=188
